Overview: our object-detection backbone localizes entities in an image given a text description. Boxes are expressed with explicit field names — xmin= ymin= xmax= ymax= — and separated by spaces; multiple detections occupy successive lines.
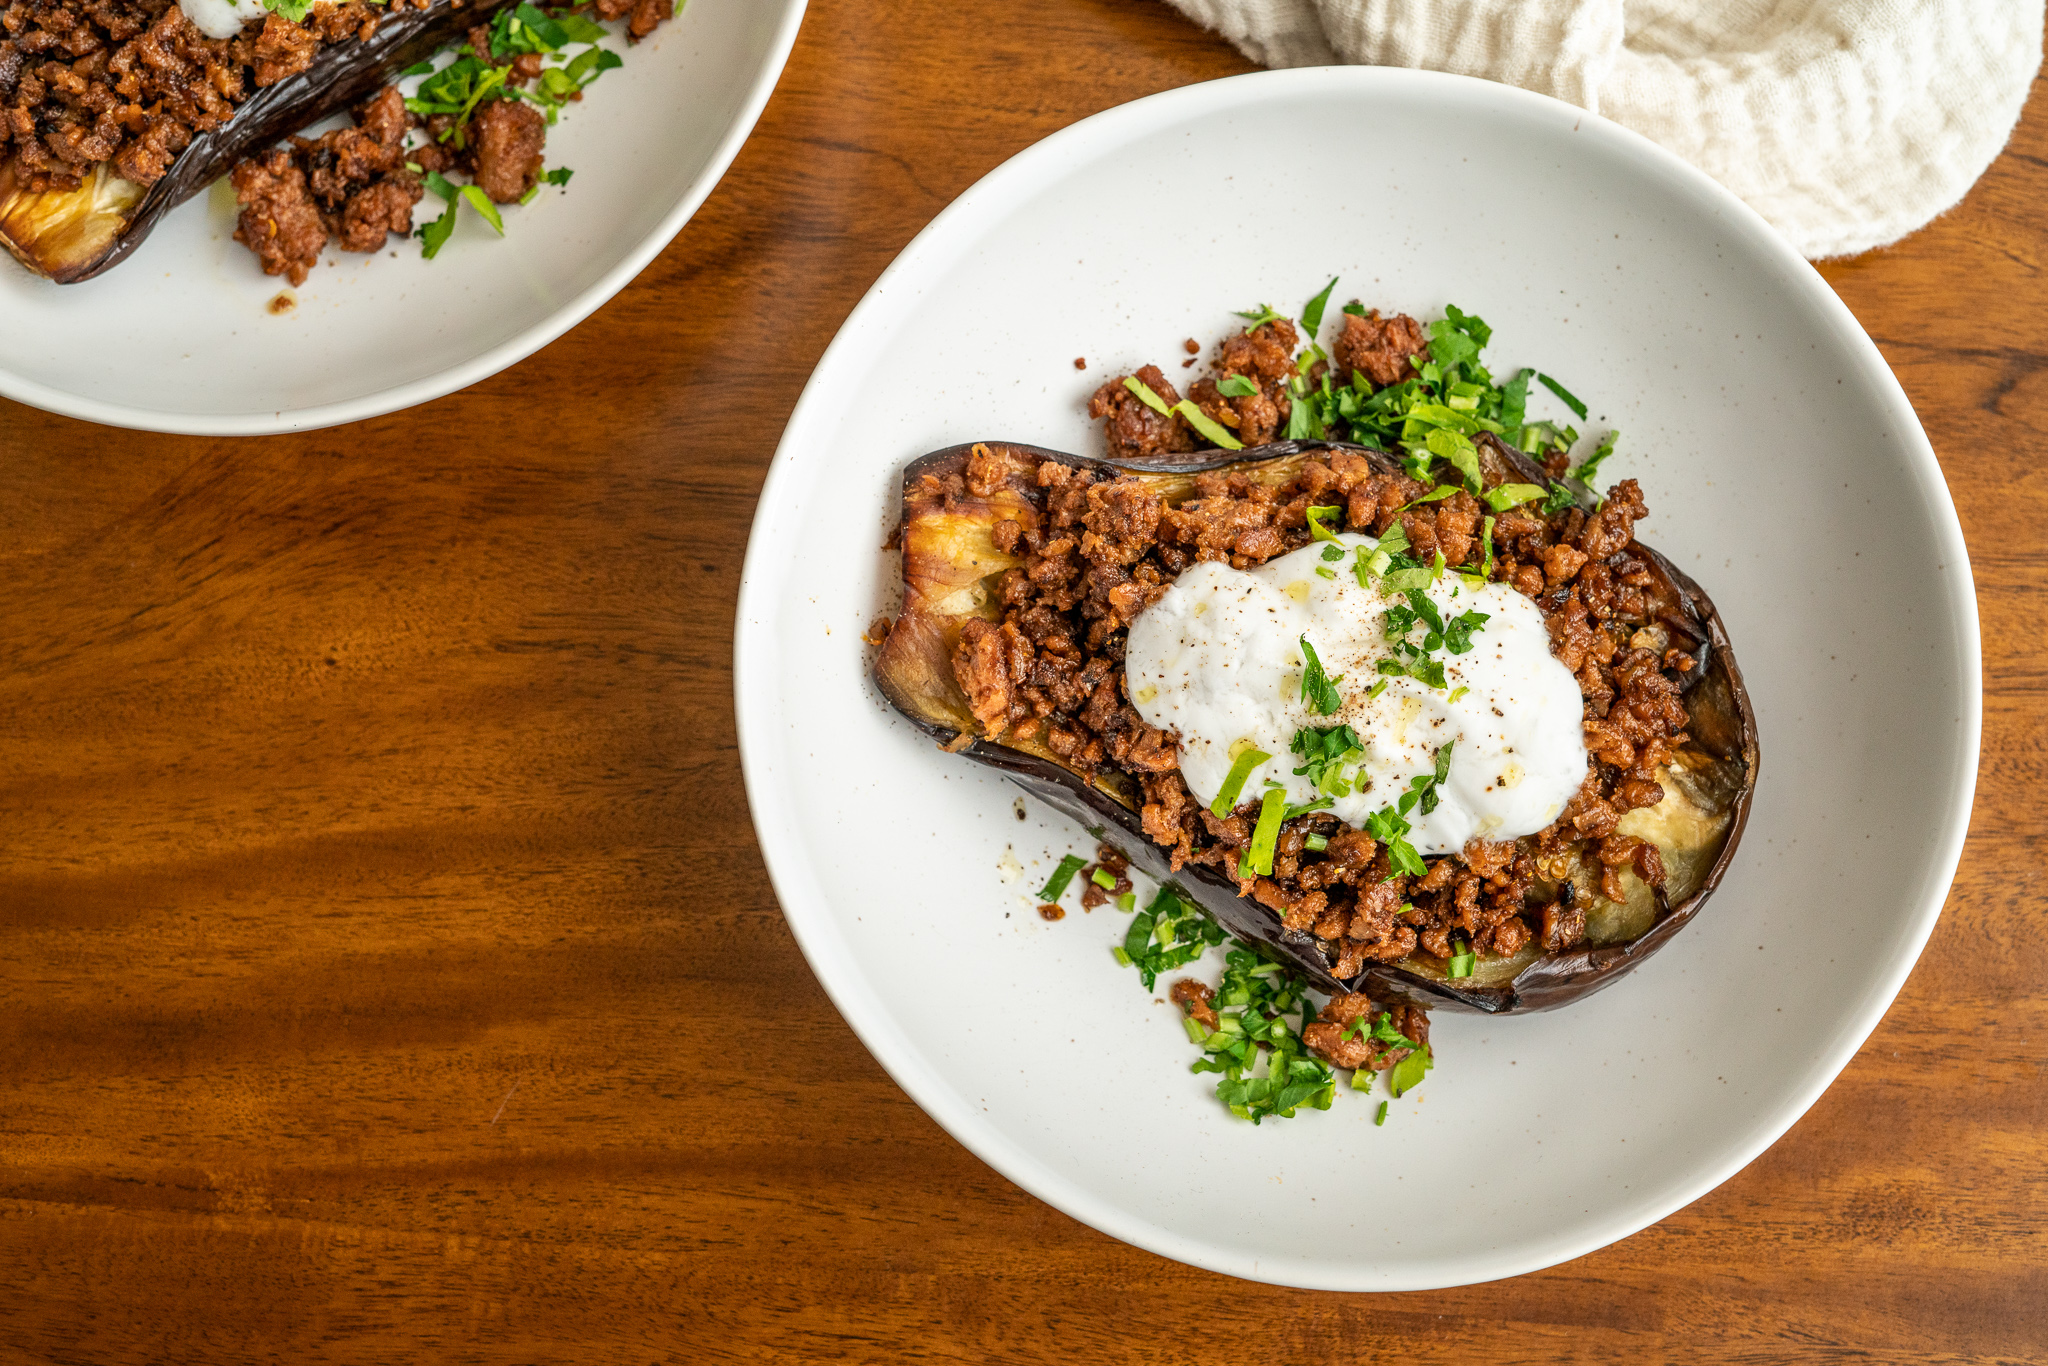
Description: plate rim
xmin=0 ymin=0 xmax=807 ymax=436
xmin=734 ymin=64 xmax=1983 ymax=1290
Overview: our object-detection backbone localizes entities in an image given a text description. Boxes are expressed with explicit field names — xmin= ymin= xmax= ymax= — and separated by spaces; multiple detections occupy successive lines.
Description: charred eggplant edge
xmin=0 ymin=0 xmax=515 ymax=284
xmin=874 ymin=437 xmax=1760 ymax=1013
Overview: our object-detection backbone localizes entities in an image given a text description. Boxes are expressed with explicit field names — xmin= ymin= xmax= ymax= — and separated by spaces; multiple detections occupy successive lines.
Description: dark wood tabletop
xmin=3 ymin=1 xmax=2043 ymax=1360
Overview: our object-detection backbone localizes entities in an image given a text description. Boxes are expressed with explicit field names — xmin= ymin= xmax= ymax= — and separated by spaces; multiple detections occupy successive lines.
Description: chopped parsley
xmin=1210 ymin=746 xmax=1271 ymax=817
xmin=1362 ymin=740 xmax=1456 ymax=878
xmin=1216 ymin=374 xmax=1260 ymax=398
xmin=1037 ymin=853 xmax=1087 ymax=902
xmin=1304 ymin=504 xmax=1343 ymax=542
xmin=1540 ymin=481 xmax=1578 ymax=515
xmin=1225 ymin=289 xmax=1616 ymax=498
xmin=1570 ymin=428 xmax=1619 ymax=489
xmin=1289 ymin=722 xmax=1364 ymax=796
xmin=402 ymin=3 xmax=624 ymax=261
xmin=1297 ymin=636 xmax=1344 ymax=715
xmin=1301 ymin=276 xmax=1339 ymax=336
xmin=1377 ymin=588 xmax=1488 ymax=689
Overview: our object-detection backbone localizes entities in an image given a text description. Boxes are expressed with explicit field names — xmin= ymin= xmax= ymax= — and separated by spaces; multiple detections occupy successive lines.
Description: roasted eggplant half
xmin=874 ymin=436 xmax=1759 ymax=1013
xmin=0 ymin=0 xmax=511 ymax=284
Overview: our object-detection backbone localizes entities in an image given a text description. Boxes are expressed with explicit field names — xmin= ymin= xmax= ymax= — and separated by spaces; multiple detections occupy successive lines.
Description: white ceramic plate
xmin=736 ymin=68 xmax=1979 ymax=1290
xmin=0 ymin=0 xmax=803 ymax=434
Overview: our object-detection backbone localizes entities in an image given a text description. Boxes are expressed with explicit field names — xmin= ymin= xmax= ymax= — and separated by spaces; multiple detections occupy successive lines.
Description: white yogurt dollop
xmin=180 ymin=0 xmax=266 ymax=40
xmin=1124 ymin=533 xmax=1587 ymax=855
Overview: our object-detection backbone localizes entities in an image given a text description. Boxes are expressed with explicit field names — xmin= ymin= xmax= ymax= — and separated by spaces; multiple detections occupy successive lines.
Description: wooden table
xmin=3 ymin=2 xmax=2042 ymax=1360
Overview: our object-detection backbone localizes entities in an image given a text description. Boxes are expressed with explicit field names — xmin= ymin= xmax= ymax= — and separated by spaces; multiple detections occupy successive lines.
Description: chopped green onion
xmin=1210 ymin=747 xmax=1271 ymax=818
xmin=1245 ymin=785 xmax=1288 ymax=877
xmin=1446 ymin=943 xmax=1476 ymax=979
xmin=1304 ymin=504 xmax=1343 ymax=542
xmin=1122 ymin=376 xmax=1172 ymax=415
xmin=1398 ymin=486 xmax=1460 ymax=512
xmin=1304 ymin=833 xmax=1329 ymax=852
xmin=1173 ymin=399 xmax=1245 ymax=450
xmin=1388 ymin=1044 xmax=1433 ymax=1097
xmin=1536 ymin=372 xmax=1588 ymax=419
xmin=1115 ymin=892 xmax=1135 ymax=913
xmin=1037 ymin=854 xmax=1086 ymax=902
xmin=1090 ymin=867 xmax=1117 ymax=890
xmin=1446 ymin=686 xmax=1469 ymax=703
xmin=1375 ymin=1100 xmax=1389 ymax=1125
xmin=1483 ymin=482 xmax=1545 ymax=512
xmin=1315 ymin=566 xmax=1335 ymax=580
xmin=1367 ymin=678 xmax=1389 ymax=699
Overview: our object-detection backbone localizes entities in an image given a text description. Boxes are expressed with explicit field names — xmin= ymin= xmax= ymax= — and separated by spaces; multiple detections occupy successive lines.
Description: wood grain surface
xmin=2 ymin=1 xmax=2043 ymax=1361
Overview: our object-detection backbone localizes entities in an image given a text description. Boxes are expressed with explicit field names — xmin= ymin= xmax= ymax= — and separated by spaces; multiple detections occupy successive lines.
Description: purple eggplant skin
xmin=874 ymin=436 xmax=1760 ymax=1014
xmin=18 ymin=0 xmax=515 ymax=284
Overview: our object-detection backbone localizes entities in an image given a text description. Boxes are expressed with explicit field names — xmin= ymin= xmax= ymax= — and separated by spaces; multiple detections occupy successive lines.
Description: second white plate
xmin=0 ymin=0 xmax=803 ymax=434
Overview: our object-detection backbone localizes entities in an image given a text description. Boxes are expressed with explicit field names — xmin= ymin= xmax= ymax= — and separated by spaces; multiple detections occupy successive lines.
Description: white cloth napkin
xmin=1161 ymin=0 xmax=2044 ymax=258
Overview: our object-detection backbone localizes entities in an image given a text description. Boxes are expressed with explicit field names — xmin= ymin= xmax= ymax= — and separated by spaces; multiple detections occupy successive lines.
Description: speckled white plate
xmin=0 ymin=0 xmax=803 ymax=434
xmin=735 ymin=67 xmax=1979 ymax=1290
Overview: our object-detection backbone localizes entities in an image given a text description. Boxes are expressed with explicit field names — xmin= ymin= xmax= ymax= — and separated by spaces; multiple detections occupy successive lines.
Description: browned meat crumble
xmin=943 ymin=312 xmax=1696 ymax=1069
xmin=2 ymin=0 xmax=677 ymax=280
xmin=0 ymin=0 xmax=397 ymax=195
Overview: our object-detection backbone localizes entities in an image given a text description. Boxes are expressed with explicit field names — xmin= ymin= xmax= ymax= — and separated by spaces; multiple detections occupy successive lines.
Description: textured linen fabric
xmin=1160 ymin=0 xmax=2044 ymax=258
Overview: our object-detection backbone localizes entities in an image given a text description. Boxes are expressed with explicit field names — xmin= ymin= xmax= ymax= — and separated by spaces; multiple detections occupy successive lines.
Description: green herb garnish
xmin=1090 ymin=867 xmax=1117 ymax=890
xmin=1037 ymin=854 xmax=1087 ymax=902
xmin=1483 ymin=482 xmax=1545 ymax=512
xmin=1245 ymin=784 xmax=1288 ymax=876
xmin=1188 ymin=945 xmax=1335 ymax=1123
xmin=1304 ymin=504 xmax=1343 ymax=542
xmin=1536 ymin=372 xmax=1588 ymax=419
xmin=1118 ymin=885 xmax=1227 ymax=990
xmin=1122 ymin=375 xmax=1172 ymax=415
xmin=1290 ymin=722 xmax=1364 ymax=795
xmin=1174 ymin=400 xmax=1244 ymax=450
xmin=1216 ymin=374 xmax=1259 ymax=398
xmin=1210 ymin=746 xmax=1271 ymax=817
xmin=1570 ymin=428 xmax=1619 ymax=488
xmin=1301 ymin=276 xmax=1339 ymax=336
xmin=1298 ymin=636 xmax=1344 ymax=715
xmin=1362 ymin=740 xmax=1455 ymax=877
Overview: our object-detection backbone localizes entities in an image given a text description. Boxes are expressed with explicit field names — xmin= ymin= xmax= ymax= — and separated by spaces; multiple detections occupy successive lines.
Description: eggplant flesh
xmin=0 ymin=0 xmax=514 ymax=284
xmin=874 ymin=437 xmax=1761 ymax=1014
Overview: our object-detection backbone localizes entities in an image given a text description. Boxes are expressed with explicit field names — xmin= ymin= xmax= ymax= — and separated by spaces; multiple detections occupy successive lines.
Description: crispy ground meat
xmin=230 ymin=85 xmax=419 ymax=279
xmin=949 ymin=314 xmax=1696 ymax=1070
xmin=229 ymin=145 xmax=324 ymax=285
xmin=1300 ymin=994 xmax=1429 ymax=1072
xmin=468 ymin=94 xmax=543 ymax=203
xmin=0 ymin=0 xmax=383 ymax=194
